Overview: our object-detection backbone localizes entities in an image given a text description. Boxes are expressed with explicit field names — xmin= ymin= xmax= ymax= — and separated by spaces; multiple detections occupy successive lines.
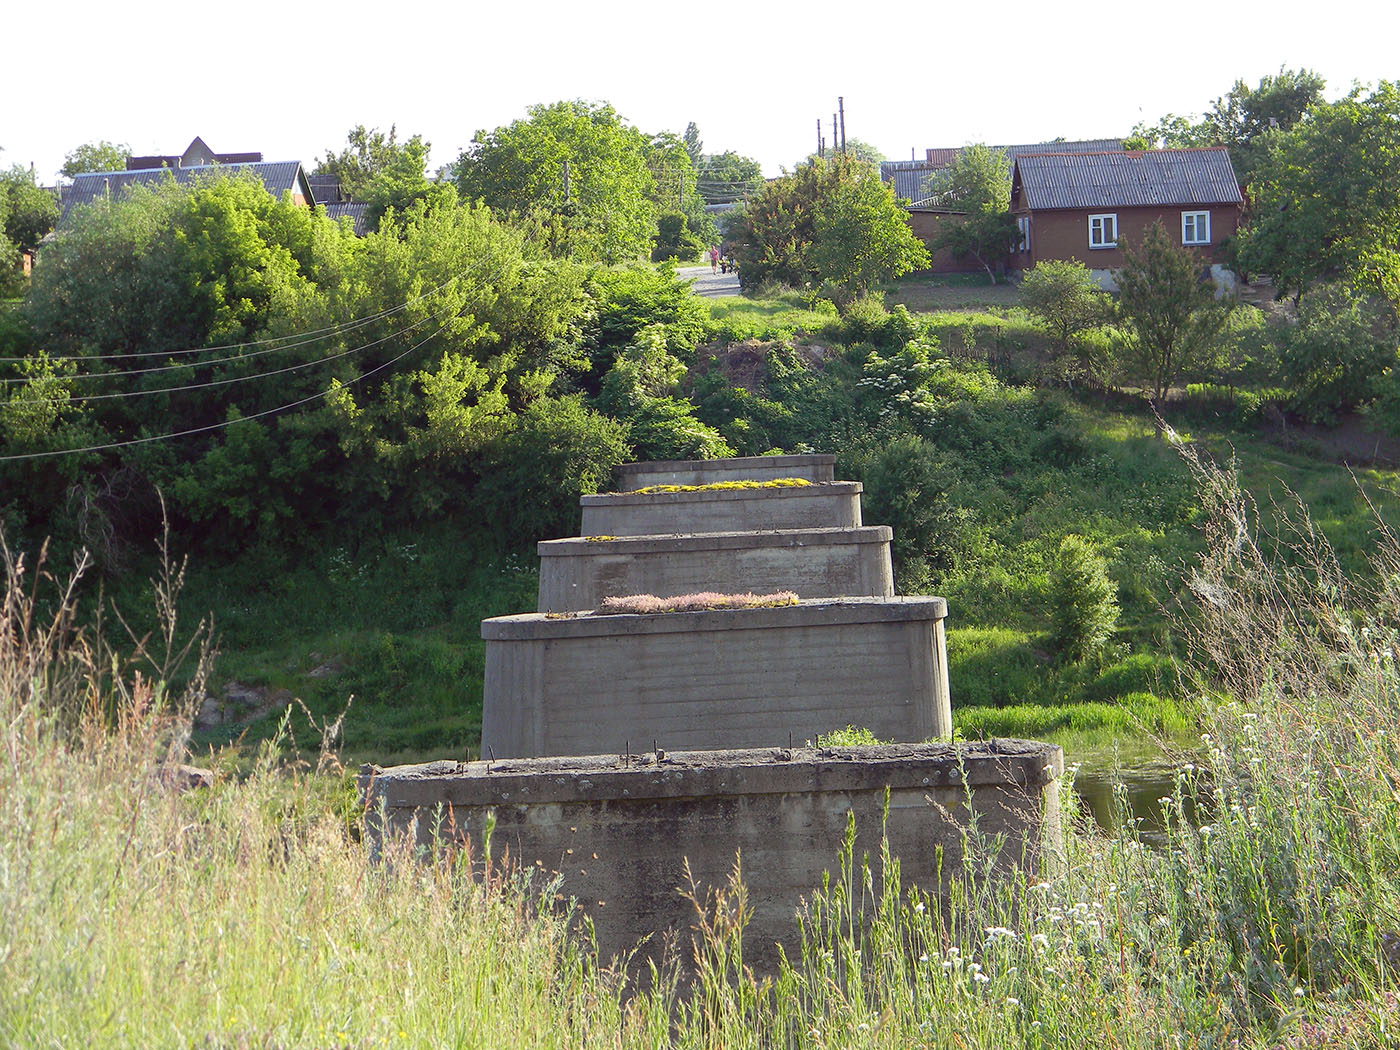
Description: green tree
xmin=1117 ymin=222 xmax=1234 ymax=400
xmin=314 ymin=126 xmax=448 ymax=231
xmin=1020 ymin=260 xmax=1114 ymax=380
xmin=1279 ymin=284 xmax=1398 ymax=422
xmin=648 ymin=130 xmax=711 ymax=247
xmin=1 ymin=166 xmax=58 ymax=254
xmin=802 ymin=138 xmax=886 ymax=166
xmin=1238 ymin=82 xmax=1400 ymax=307
xmin=682 ymin=122 xmax=704 ymax=169
xmin=1049 ymin=534 xmax=1119 ymax=664
xmin=652 ymin=212 xmax=702 ymax=262
xmin=1124 ymin=114 xmax=1209 ymax=151
xmin=732 ymin=155 xmax=928 ymax=302
xmin=1199 ymin=67 xmax=1325 ymax=183
xmin=924 ymin=144 xmax=1019 ymax=283
xmin=60 ymin=140 xmax=130 ymax=178
xmin=1124 ymin=68 xmax=1324 ymax=185
xmin=450 ymin=100 xmax=660 ymax=264
xmin=696 ymin=150 xmax=764 ymax=205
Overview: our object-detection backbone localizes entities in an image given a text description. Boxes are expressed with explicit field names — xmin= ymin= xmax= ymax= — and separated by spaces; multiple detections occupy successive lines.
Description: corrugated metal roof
xmin=321 ymin=201 xmax=372 ymax=236
xmin=1014 ymin=148 xmax=1243 ymax=211
xmin=61 ymin=161 xmax=308 ymax=223
xmin=881 ymin=138 xmax=1123 ymax=202
xmin=306 ymin=173 xmax=346 ymax=204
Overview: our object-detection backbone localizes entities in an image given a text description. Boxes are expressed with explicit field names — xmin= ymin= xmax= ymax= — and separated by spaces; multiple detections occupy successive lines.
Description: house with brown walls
xmin=881 ymin=139 xmax=1122 ymax=275
xmin=1008 ymin=147 xmax=1244 ymax=289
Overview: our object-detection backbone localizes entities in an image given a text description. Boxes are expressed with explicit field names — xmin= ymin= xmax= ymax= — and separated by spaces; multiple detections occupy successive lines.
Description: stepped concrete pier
xmin=480 ymin=596 xmax=951 ymax=759
xmin=537 ymin=526 xmax=895 ymax=612
xmin=580 ymin=482 xmax=863 ymax=538
xmin=362 ymin=740 xmax=1063 ymax=972
xmin=614 ymin=453 xmax=835 ymax=490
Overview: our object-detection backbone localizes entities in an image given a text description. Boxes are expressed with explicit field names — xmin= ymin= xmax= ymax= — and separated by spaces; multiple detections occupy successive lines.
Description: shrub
xmin=1280 ymin=283 xmax=1398 ymax=423
xmin=651 ymin=212 xmax=702 ymax=262
xmin=473 ymin=395 xmax=628 ymax=545
xmin=1049 ymin=534 xmax=1119 ymax=663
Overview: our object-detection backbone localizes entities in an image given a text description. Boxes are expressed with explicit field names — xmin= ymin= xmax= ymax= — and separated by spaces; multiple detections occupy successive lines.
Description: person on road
xmin=709 ymin=245 xmax=719 ymax=274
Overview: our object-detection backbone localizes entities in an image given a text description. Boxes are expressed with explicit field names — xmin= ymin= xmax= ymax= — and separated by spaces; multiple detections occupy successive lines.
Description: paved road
xmin=678 ymin=264 xmax=740 ymax=298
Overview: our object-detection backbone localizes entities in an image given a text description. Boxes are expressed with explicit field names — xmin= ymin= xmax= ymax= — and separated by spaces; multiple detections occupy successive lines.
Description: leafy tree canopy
xmin=732 ymin=155 xmax=928 ymax=303
xmin=1020 ymin=260 xmax=1113 ymax=374
xmin=0 ymin=165 xmax=58 ymax=273
xmin=1124 ymin=67 xmax=1325 ymax=185
xmin=924 ymin=144 xmax=1018 ymax=283
xmin=1237 ymin=81 xmax=1400 ymax=307
xmin=60 ymin=140 xmax=130 ymax=179
xmin=450 ymin=100 xmax=661 ymax=264
xmin=802 ymin=138 xmax=886 ymax=167
xmin=314 ymin=125 xmax=449 ymax=232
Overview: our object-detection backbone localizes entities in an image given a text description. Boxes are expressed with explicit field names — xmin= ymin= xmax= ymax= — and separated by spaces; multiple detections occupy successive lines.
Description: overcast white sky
xmin=5 ymin=0 xmax=1394 ymax=184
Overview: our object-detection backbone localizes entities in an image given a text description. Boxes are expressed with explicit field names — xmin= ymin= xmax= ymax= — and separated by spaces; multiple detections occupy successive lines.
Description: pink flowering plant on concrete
xmin=596 ymin=591 xmax=799 ymax=614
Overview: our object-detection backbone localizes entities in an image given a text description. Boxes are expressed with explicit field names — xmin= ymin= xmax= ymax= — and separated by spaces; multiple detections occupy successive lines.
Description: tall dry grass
xmin=4 ymin=445 xmax=1400 ymax=1048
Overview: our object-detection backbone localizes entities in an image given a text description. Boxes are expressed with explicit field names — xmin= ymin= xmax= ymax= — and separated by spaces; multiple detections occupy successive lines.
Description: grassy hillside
xmin=128 ymin=281 xmax=1400 ymax=772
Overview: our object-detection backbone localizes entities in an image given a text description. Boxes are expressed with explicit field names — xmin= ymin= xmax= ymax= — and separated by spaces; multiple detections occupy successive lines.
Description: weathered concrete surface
xmin=537 ymin=526 xmax=895 ymax=612
xmin=614 ymin=454 xmax=835 ymax=490
xmin=361 ymin=740 xmax=1063 ymax=972
xmin=480 ymin=597 xmax=952 ymax=758
xmin=579 ymin=482 xmax=863 ymax=538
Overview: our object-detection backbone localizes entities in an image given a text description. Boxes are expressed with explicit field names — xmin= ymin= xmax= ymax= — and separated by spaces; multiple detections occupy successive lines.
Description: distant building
xmin=1008 ymin=147 xmax=1244 ymax=290
xmin=880 ymin=139 xmax=1122 ymax=207
xmin=60 ymin=161 xmax=315 ymax=225
xmin=125 ymin=136 xmax=263 ymax=171
xmin=882 ymin=139 xmax=1124 ymax=276
xmin=56 ymin=136 xmax=378 ymax=236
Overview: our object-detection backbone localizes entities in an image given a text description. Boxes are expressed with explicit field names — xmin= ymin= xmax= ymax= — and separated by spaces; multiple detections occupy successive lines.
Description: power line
xmin=0 ymin=267 xmax=472 ymax=365
xmin=0 ymin=312 xmax=460 ymax=463
xmin=34 ymin=304 xmax=454 ymax=406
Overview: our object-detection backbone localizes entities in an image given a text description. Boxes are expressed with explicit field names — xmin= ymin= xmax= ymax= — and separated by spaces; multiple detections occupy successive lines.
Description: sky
xmin=5 ymin=0 xmax=1395 ymax=184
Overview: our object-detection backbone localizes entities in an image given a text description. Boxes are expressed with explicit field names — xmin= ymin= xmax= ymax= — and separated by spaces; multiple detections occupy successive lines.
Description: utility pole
xmin=838 ymin=97 xmax=847 ymax=155
xmin=562 ymin=159 xmax=571 ymax=206
xmin=832 ymin=113 xmax=838 ymax=157
xmin=816 ymin=118 xmax=824 ymax=158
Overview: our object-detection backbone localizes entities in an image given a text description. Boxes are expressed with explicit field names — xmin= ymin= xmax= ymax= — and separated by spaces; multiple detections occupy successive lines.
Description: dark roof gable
xmin=1012 ymin=148 xmax=1244 ymax=211
xmin=62 ymin=162 xmax=310 ymax=223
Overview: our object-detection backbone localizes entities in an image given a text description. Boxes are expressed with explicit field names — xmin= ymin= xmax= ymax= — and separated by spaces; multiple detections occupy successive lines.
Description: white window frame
xmin=1088 ymin=213 xmax=1117 ymax=248
xmin=1016 ymin=215 xmax=1031 ymax=254
xmin=1182 ymin=210 xmax=1211 ymax=246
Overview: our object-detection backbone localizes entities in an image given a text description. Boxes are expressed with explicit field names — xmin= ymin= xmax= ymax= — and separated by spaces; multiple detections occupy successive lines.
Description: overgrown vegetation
xmin=6 ymin=452 xmax=1398 ymax=1047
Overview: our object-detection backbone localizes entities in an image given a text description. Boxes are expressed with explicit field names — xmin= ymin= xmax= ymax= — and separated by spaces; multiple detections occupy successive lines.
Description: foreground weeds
xmin=5 ymin=448 xmax=1400 ymax=1047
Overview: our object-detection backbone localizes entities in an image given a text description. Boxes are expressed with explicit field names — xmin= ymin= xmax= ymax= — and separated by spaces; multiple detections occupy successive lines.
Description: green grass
xmin=703 ymin=291 xmax=838 ymax=342
xmin=7 ymin=468 xmax=1400 ymax=1047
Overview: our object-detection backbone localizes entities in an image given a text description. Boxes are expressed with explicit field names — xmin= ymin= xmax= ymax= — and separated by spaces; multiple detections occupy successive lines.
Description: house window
xmin=1016 ymin=215 xmax=1031 ymax=253
xmin=1182 ymin=210 xmax=1211 ymax=245
xmin=1088 ymin=213 xmax=1117 ymax=248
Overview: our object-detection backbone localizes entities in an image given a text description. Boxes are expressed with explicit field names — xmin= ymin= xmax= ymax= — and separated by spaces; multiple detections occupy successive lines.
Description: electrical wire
xmin=2 ymin=276 xmax=465 ymax=389
xmin=38 ymin=304 xmax=456 ymax=406
xmin=0 ymin=265 xmax=472 ymax=364
xmin=0 ymin=311 xmax=461 ymax=463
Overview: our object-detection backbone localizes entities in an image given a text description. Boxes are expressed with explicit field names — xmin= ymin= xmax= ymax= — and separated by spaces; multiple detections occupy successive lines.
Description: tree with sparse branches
xmin=1117 ymin=222 xmax=1234 ymax=401
xmin=925 ymin=144 xmax=1019 ymax=283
